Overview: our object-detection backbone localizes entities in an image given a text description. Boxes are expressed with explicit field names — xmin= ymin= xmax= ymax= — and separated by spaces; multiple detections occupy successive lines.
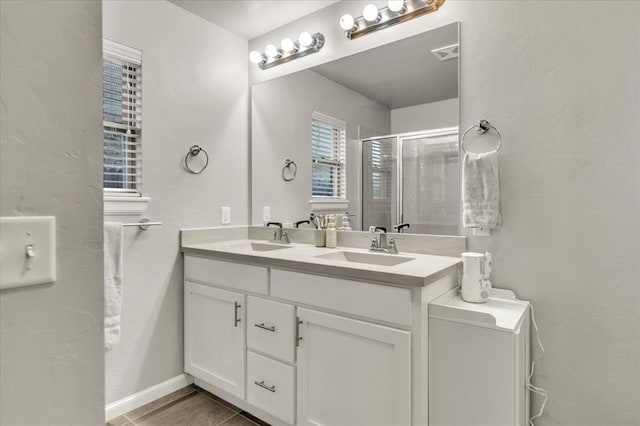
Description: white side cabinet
xmin=296 ymin=308 xmax=412 ymax=426
xmin=184 ymin=281 xmax=246 ymax=399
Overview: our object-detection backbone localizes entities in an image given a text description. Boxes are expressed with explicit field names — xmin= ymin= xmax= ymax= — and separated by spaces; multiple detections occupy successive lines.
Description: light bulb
xmin=264 ymin=44 xmax=280 ymax=59
xmin=298 ymin=31 xmax=314 ymax=48
xmin=249 ymin=50 xmax=264 ymax=64
xmin=387 ymin=0 xmax=405 ymax=13
xmin=339 ymin=14 xmax=355 ymax=31
xmin=363 ymin=4 xmax=379 ymax=22
xmin=281 ymin=38 xmax=296 ymax=53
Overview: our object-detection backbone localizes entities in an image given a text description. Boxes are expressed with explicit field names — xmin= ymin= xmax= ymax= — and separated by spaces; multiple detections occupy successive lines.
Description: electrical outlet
xmin=262 ymin=206 xmax=270 ymax=224
xmin=221 ymin=207 xmax=231 ymax=225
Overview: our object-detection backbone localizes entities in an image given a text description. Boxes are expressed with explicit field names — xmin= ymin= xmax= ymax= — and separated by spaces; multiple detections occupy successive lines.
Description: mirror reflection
xmin=251 ymin=22 xmax=459 ymax=235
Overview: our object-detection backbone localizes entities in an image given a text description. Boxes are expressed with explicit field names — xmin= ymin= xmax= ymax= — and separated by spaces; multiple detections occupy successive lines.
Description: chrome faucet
xmin=368 ymin=226 xmax=398 ymax=254
xmin=265 ymin=222 xmax=290 ymax=244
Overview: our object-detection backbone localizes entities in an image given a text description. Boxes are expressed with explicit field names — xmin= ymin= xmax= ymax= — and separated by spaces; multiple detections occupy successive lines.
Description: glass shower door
xmin=400 ymin=132 xmax=459 ymax=235
xmin=361 ymin=137 xmax=397 ymax=232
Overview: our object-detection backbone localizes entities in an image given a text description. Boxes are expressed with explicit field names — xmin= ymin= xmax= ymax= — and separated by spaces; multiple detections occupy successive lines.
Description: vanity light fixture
xmin=249 ymin=50 xmax=264 ymax=64
xmin=340 ymin=0 xmax=446 ymax=40
xmin=281 ymin=38 xmax=296 ymax=53
xmin=249 ymin=32 xmax=325 ymax=70
xmin=264 ymin=44 xmax=281 ymax=59
xmin=362 ymin=4 xmax=380 ymax=22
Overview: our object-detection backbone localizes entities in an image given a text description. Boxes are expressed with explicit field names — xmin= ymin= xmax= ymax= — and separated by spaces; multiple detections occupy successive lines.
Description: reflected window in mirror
xmin=370 ymin=141 xmax=393 ymax=199
xmin=311 ymin=112 xmax=346 ymax=199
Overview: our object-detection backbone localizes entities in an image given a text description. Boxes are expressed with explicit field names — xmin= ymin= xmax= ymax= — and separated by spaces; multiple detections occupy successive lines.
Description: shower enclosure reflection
xmin=362 ymin=128 xmax=459 ymax=235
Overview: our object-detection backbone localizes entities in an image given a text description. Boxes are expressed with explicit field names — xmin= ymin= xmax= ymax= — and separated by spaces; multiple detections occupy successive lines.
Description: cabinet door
xmin=297 ymin=308 xmax=411 ymax=426
xmin=185 ymin=281 xmax=245 ymax=399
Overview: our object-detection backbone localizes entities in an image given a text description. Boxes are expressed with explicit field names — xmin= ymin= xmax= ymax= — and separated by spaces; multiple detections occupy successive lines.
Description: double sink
xmin=229 ymin=242 xmax=414 ymax=267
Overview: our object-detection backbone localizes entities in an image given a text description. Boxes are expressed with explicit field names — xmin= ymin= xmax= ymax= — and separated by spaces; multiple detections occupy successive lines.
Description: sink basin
xmin=228 ymin=242 xmax=292 ymax=252
xmin=314 ymin=251 xmax=414 ymax=266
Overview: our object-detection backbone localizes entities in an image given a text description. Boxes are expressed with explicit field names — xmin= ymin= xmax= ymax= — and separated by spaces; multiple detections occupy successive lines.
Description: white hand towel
xmin=462 ymin=150 xmax=501 ymax=228
xmin=104 ymin=222 xmax=124 ymax=351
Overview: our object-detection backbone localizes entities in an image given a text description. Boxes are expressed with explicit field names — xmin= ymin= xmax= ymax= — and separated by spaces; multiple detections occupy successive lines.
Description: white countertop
xmin=181 ymin=239 xmax=462 ymax=287
xmin=429 ymin=289 xmax=530 ymax=332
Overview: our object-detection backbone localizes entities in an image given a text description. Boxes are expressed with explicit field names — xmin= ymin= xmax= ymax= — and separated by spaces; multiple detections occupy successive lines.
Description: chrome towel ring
xmin=461 ymin=120 xmax=502 ymax=154
xmin=282 ymin=158 xmax=297 ymax=182
xmin=184 ymin=145 xmax=209 ymax=174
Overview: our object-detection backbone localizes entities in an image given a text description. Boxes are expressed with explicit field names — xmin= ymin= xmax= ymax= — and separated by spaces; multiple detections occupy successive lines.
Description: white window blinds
xmin=103 ymin=40 xmax=142 ymax=194
xmin=311 ymin=112 xmax=346 ymax=198
xmin=370 ymin=140 xmax=393 ymax=199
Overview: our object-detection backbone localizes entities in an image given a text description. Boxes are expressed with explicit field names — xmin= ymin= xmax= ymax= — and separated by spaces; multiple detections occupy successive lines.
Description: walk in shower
xmin=361 ymin=128 xmax=460 ymax=235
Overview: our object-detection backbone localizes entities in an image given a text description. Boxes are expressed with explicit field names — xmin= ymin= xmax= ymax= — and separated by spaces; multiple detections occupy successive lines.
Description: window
xmin=103 ymin=40 xmax=142 ymax=195
xmin=370 ymin=140 xmax=392 ymax=199
xmin=311 ymin=112 xmax=346 ymax=198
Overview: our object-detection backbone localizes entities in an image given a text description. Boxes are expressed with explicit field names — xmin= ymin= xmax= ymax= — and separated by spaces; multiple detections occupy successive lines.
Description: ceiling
xmin=169 ymin=0 xmax=341 ymax=39
xmin=312 ymin=23 xmax=459 ymax=109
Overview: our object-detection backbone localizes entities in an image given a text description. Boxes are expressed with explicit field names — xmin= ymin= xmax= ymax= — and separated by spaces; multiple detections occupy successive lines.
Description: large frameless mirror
xmin=251 ymin=22 xmax=460 ymax=235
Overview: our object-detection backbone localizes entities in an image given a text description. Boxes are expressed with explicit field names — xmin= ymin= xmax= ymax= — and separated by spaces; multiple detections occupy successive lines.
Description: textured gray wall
xmin=249 ymin=1 xmax=640 ymax=424
xmin=102 ymin=0 xmax=249 ymax=404
xmin=0 ymin=1 xmax=105 ymax=424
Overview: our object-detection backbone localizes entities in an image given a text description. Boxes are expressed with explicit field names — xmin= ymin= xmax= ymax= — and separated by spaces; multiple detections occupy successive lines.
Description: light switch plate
xmin=262 ymin=206 xmax=270 ymax=223
xmin=0 ymin=216 xmax=56 ymax=289
xmin=221 ymin=207 xmax=231 ymax=225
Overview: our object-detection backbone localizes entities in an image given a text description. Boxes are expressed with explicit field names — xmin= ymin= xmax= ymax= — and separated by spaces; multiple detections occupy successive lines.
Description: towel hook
xmin=461 ymin=120 xmax=502 ymax=154
xmin=282 ymin=158 xmax=297 ymax=182
xmin=184 ymin=145 xmax=209 ymax=174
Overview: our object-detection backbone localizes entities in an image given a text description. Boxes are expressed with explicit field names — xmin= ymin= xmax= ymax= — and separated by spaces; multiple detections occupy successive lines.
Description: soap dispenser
xmin=325 ymin=214 xmax=337 ymax=248
xmin=339 ymin=213 xmax=352 ymax=231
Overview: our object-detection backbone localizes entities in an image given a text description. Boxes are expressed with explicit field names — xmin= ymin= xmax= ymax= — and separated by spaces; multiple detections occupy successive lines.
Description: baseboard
xmin=105 ymin=374 xmax=194 ymax=421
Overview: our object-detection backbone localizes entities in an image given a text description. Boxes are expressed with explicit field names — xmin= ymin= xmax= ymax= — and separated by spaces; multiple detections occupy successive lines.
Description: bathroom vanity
xmin=181 ymin=232 xmax=463 ymax=426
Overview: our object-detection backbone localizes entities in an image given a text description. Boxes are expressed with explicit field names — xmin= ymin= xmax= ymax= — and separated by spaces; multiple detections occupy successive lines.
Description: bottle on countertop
xmin=325 ymin=214 xmax=337 ymax=248
xmin=339 ymin=213 xmax=352 ymax=231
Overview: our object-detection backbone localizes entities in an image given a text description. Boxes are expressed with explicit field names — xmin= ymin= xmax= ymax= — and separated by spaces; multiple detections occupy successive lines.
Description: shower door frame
xmin=359 ymin=126 xmax=460 ymax=233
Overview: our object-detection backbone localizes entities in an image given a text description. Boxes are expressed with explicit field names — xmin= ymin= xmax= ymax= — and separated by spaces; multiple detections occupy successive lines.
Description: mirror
xmin=251 ymin=22 xmax=459 ymax=235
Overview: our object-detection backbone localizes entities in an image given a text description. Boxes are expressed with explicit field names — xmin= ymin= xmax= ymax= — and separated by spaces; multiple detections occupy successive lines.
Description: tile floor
xmin=107 ymin=385 xmax=270 ymax=426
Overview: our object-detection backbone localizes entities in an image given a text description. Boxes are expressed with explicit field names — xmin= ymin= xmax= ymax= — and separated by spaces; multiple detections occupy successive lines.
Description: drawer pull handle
xmin=254 ymin=380 xmax=276 ymax=393
xmin=254 ymin=323 xmax=276 ymax=332
xmin=234 ymin=302 xmax=241 ymax=327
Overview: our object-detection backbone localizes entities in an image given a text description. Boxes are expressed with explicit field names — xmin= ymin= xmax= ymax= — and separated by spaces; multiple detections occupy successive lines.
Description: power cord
xmin=525 ymin=303 xmax=548 ymax=426
xmin=462 ymin=286 xmax=548 ymax=425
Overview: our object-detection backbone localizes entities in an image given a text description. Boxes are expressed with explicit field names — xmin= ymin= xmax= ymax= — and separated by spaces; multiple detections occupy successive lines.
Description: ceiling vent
xmin=431 ymin=43 xmax=459 ymax=61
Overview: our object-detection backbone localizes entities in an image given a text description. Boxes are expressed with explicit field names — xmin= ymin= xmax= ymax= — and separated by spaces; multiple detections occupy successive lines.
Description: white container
xmin=314 ymin=229 xmax=326 ymax=247
xmin=429 ymin=288 xmax=530 ymax=425
xmin=325 ymin=215 xmax=337 ymax=248
xmin=460 ymin=252 xmax=492 ymax=303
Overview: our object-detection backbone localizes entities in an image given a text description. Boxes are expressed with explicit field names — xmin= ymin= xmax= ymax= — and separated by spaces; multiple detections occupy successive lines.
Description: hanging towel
xmin=104 ymin=222 xmax=124 ymax=351
xmin=462 ymin=150 xmax=501 ymax=228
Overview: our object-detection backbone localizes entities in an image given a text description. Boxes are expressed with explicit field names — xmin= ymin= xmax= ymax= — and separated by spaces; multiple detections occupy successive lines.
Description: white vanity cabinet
xmin=296 ymin=308 xmax=411 ymax=426
xmin=183 ymin=253 xmax=458 ymax=426
xmin=184 ymin=282 xmax=246 ymax=399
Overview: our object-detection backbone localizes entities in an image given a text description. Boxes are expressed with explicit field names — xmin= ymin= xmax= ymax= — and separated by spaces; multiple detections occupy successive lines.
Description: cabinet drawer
xmin=184 ymin=255 xmax=268 ymax=295
xmin=247 ymin=297 xmax=296 ymax=363
xmin=247 ymin=351 xmax=295 ymax=424
xmin=271 ymin=269 xmax=412 ymax=326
